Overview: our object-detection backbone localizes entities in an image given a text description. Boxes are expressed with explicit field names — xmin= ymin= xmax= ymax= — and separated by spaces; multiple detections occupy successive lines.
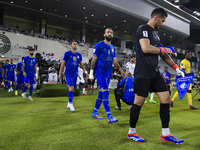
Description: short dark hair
xmin=185 ymin=51 xmax=191 ymax=55
xmin=70 ymin=40 xmax=77 ymax=45
xmin=130 ymin=55 xmax=135 ymax=58
xmin=164 ymin=67 xmax=168 ymax=69
xmin=6 ymin=59 xmax=9 ymax=61
xmin=105 ymin=28 xmax=113 ymax=33
xmin=151 ymin=8 xmax=168 ymax=18
xmin=10 ymin=59 xmax=13 ymax=60
xmin=29 ymin=48 xmax=34 ymax=51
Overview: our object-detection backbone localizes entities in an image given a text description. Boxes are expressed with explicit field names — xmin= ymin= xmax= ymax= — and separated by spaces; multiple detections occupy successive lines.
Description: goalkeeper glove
xmin=160 ymin=46 xmax=176 ymax=54
xmin=172 ymin=64 xmax=185 ymax=77
xmin=89 ymin=69 xmax=94 ymax=79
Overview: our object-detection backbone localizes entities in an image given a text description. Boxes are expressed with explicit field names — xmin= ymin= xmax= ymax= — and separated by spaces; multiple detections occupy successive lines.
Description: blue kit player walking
xmin=15 ymin=57 xmax=25 ymax=96
xmin=2 ymin=59 xmax=9 ymax=89
xmin=22 ymin=49 xmax=37 ymax=101
xmin=90 ymin=28 xmax=126 ymax=123
xmin=0 ymin=64 xmax=3 ymax=88
xmin=59 ymin=41 xmax=88 ymax=112
xmin=6 ymin=59 xmax=16 ymax=92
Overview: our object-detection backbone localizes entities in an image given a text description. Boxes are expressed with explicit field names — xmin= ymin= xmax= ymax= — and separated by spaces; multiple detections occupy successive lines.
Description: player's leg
xmin=87 ymin=80 xmax=91 ymax=93
xmin=92 ymin=79 xmax=95 ymax=94
xmin=4 ymin=75 xmax=8 ymax=88
xmin=10 ymin=76 xmax=14 ymax=91
xmin=187 ymin=84 xmax=198 ymax=110
xmin=155 ymin=77 xmax=184 ymax=144
xmin=114 ymin=88 xmax=122 ymax=110
xmin=92 ymin=89 xmax=103 ymax=119
xmin=28 ymin=76 xmax=35 ymax=101
xmin=15 ymin=74 xmax=20 ymax=95
xmin=171 ymin=90 xmax=179 ymax=107
xmin=66 ymin=76 xmax=76 ymax=112
xmin=128 ymin=77 xmax=151 ymax=142
xmin=7 ymin=75 xmax=11 ymax=92
xmin=82 ymin=80 xmax=87 ymax=95
xmin=23 ymin=76 xmax=29 ymax=99
xmin=149 ymin=92 xmax=156 ymax=103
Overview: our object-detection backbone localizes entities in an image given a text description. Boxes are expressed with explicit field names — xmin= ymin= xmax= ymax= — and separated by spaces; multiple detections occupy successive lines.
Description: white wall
xmin=1 ymin=31 xmax=89 ymax=63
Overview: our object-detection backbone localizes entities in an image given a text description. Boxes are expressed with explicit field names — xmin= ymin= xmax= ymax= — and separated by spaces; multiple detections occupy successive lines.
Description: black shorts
xmin=134 ymin=75 xmax=168 ymax=97
xmin=88 ymin=78 xmax=96 ymax=85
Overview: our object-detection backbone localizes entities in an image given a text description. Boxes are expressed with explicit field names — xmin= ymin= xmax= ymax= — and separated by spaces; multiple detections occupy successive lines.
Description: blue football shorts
xmin=97 ymin=76 xmax=110 ymax=90
xmin=7 ymin=75 xmax=15 ymax=82
xmin=65 ymin=75 xmax=77 ymax=89
xmin=17 ymin=74 xmax=24 ymax=84
xmin=24 ymin=75 xmax=36 ymax=85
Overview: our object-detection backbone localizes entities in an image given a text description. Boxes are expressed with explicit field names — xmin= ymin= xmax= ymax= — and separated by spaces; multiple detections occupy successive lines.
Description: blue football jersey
xmin=0 ymin=67 xmax=3 ymax=77
xmin=63 ymin=51 xmax=82 ymax=77
xmin=17 ymin=62 xmax=23 ymax=75
xmin=3 ymin=64 xmax=8 ymax=76
xmin=23 ymin=56 xmax=37 ymax=77
xmin=7 ymin=64 xmax=16 ymax=76
xmin=119 ymin=76 xmax=135 ymax=100
xmin=93 ymin=41 xmax=116 ymax=78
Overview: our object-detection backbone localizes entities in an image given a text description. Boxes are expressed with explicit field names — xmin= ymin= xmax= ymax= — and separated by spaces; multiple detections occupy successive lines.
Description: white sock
xmin=150 ymin=92 xmax=154 ymax=100
xmin=162 ymin=128 xmax=170 ymax=136
xmin=128 ymin=127 xmax=136 ymax=134
xmin=83 ymin=88 xmax=85 ymax=93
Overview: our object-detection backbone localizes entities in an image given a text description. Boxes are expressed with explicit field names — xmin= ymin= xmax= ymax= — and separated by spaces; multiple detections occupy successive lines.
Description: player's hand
xmin=17 ymin=71 xmax=20 ymax=74
xmin=121 ymin=71 xmax=126 ymax=78
xmin=59 ymin=74 xmax=62 ymax=80
xmin=23 ymin=72 xmax=26 ymax=77
xmin=172 ymin=64 xmax=185 ymax=78
xmin=160 ymin=46 xmax=176 ymax=54
xmin=5 ymin=75 xmax=7 ymax=78
xmin=89 ymin=69 xmax=94 ymax=80
xmin=176 ymin=68 xmax=185 ymax=78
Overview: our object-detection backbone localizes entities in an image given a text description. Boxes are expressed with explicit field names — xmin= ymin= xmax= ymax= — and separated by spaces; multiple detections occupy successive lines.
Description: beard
xmin=105 ymin=36 xmax=112 ymax=41
xmin=30 ymin=53 xmax=34 ymax=56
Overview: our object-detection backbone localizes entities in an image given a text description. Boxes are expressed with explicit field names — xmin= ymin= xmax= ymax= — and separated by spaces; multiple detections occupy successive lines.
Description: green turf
xmin=0 ymin=88 xmax=200 ymax=150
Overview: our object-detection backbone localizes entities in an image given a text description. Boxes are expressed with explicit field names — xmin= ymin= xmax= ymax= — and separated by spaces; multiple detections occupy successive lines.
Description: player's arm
xmin=113 ymin=58 xmax=126 ymax=77
xmin=160 ymin=53 xmax=185 ymax=77
xmin=2 ymin=68 xmax=4 ymax=77
xmin=5 ymin=68 xmax=8 ymax=78
xmin=89 ymin=56 xmax=97 ymax=80
xmin=22 ymin=63 xmax=26 ymax=77
xmin=59 ymin=60 xmax=65 ymax=80
xmin=140 ymin=39 xmax=175 ymax=54
xmin=169 ymin=74 xmax=172 ymax=84
xmin=34 ymin=65 xmax=36 ymax=74
xmin=126 ymin=68 xmax=129 ymax=73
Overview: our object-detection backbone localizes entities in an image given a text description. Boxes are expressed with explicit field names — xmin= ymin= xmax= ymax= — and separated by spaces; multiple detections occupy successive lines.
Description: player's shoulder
xmin=181 ymin=59 xmax=187 ymax=64
xmin=76 ymin=51 xmax=82 ymax=56
xmin=137 ymin=24 xmax=149 ymax=31
xmin=126 ymin=62 xmax=130 ymax=65
xmin=64 ymin=50 xmax=71 ymax=56
xmin=94 ymin=41 xmax=104 ymax=48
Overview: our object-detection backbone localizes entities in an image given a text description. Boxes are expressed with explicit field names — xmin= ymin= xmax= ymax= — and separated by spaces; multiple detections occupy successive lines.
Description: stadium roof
xmin=0 ymin=0 xmax=199 ymax=45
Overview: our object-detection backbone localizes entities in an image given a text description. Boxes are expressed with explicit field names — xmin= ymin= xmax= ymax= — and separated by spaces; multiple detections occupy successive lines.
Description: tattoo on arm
xmin=91 ymin=57 xmax=97 ymax=70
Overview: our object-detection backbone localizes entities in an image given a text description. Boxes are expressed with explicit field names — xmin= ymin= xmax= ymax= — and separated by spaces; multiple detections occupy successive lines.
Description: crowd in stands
xmin=0 ymin=26 xmax=94 ymax=48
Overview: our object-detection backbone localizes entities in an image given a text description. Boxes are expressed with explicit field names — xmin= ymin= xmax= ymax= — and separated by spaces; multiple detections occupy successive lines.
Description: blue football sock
xmin=93 ymin=90 xmax=103 ymax=113
xmin=8 ymin=82 xmax=10 ymax=89
xmin=29 ymin=86 xmax=33 ymax=97
xmin=5 ymin=81 xmax=7 ymax=88
xmin=22 ymin=85 xmax=25 ymax=93
xmin=16 ymin=85 xmax=18 ymax=91
xmin=102 ymin=91 xmax=111 ymax=118
xmin=24 ymin=86 xmax=27 ymax=93
xmin=68 ymin=91 xmax=74 ymax=104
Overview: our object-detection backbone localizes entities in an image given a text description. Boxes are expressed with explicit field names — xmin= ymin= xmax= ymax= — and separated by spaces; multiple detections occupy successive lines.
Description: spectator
xmin=48 ymin=64 xmax=55 ymax=73
xmin=39 ymin=66 xmax=44 ymax=77
xmin=45 ymin=69 xmax=58 ymax=84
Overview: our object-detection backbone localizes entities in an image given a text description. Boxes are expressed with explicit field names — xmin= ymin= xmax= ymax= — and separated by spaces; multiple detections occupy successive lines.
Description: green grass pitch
xmin=0 ymin=88 xmax=200 ymax=150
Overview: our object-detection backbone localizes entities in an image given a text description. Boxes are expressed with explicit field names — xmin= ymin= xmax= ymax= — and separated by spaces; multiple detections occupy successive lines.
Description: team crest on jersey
xmin=104 ymin=48 xmax=106 ymax=51
xmin=108 ymin=50 xmax=110 ymax=55
xmin=112 ymin=49 xmax=114 ymax=52
xmin=73 ymin=56 xmax=77 ymax=61
xmin=77 ymin=56 xmax=79 ymax=59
